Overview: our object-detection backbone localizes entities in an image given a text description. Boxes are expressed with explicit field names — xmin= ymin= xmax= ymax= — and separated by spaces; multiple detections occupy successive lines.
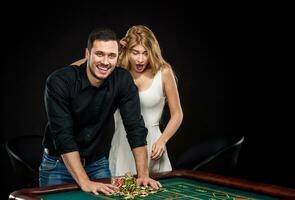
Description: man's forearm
xmin=61 ymin=151 xmax=90 ymax=186
xmin=132 ymin=145 xmax=149 ymax=177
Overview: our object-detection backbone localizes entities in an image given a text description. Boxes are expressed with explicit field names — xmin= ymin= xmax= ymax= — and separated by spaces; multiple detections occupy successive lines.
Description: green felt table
xmin=9 ymin=170 xmax=295 ymax=200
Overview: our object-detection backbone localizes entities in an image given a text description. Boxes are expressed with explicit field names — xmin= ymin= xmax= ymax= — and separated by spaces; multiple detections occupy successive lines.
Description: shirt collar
xmin=79 ymin=63 xmax=91 ymax=89
xmin=79 ymin=63 xmax=111 ymax=89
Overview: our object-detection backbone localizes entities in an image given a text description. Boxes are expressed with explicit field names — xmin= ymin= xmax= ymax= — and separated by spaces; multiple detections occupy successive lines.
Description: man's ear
xmin=85 ymin=48 xmax=89 ymax=59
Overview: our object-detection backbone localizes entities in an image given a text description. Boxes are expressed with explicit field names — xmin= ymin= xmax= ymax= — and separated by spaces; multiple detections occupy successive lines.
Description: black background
xmin=1 ymin=2 xmax=293 ymax=198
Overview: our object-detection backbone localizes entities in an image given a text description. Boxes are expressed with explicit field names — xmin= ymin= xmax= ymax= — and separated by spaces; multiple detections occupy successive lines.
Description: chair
xmin=173 ymin=135 xmax=244 ymax=175
xmin=5 ymin=135 xmax=44 ymax=188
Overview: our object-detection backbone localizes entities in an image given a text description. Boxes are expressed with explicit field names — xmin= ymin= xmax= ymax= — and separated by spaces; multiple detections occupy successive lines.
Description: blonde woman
xmin=109 ymin=25 xmax=183 ymax=176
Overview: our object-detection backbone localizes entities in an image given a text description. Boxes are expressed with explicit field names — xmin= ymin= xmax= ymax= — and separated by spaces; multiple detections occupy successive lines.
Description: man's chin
xmin=94 ymin=67 xmax=114 ymax=80
xmin=94 ymin=75 xmax=105 ymax=80
xmin=94 ymin=72 xmax=109 ymax=80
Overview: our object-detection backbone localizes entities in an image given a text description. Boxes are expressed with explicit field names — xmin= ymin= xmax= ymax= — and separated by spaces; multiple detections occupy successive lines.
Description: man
xmin=39 ymin=28 xmax=161 ymax=195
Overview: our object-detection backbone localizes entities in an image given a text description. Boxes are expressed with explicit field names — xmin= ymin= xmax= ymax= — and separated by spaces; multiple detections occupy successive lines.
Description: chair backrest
xmin=5 ymin=135 xmax=44 ymax=187
xmin=173 ymin=135 xmax=244 ymax=175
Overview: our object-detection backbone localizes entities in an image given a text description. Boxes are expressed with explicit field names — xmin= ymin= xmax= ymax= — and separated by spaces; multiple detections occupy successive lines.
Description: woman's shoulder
xmin=161 ymin=65 xmax=174 ymax=80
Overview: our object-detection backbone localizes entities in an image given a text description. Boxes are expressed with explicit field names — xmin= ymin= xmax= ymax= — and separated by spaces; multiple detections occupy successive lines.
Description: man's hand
xmin=80 ymin=179 xmax=118 ymax=195
xmin=61 ymin=152 xmax=117 ymax=195
xmin=132 ymin=146 xmax=161 ymax=189
xmin=136 ymin=176 xmax=162 ymax=190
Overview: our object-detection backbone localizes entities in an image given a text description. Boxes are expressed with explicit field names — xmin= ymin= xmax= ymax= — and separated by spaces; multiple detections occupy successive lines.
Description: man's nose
xmin=102 ymin=55 xmax=109 ymax=65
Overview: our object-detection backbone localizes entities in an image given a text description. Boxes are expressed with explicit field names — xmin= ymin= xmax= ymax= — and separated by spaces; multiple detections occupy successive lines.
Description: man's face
xmin=86 ymin=40 xmax=118 ymax=82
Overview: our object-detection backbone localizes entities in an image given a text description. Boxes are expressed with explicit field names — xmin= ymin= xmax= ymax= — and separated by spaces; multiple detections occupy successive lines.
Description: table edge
xmin=9 ymin=170 xmax=295 ymax=200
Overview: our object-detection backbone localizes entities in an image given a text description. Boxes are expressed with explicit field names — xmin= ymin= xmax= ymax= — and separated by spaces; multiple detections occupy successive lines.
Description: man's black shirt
xmin=43 ymin=64 xmax=147 ymax=159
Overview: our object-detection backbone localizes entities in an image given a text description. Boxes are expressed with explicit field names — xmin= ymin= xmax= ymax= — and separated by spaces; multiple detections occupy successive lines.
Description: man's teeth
xmin=98 ymin=66 xmax=109 ymax=71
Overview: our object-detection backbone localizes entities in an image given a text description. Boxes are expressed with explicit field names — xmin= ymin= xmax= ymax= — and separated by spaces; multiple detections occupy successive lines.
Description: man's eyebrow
xmin=94 ymin=50 xmax=117 ymax=55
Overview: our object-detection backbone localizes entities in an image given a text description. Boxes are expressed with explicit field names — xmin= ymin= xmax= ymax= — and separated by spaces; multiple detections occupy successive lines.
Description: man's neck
xmin=86 ymin=65 xmax=103 ymax=88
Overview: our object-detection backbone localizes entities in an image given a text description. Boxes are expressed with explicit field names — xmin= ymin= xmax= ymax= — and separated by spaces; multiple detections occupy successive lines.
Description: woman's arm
xmin=70 ymin=58 xmax=87 ymax=66
xmin=151 ymin=67 xmax=183 ymax=160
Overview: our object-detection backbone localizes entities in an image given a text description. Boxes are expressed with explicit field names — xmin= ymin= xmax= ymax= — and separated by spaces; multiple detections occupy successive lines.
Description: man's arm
xmin=61 ymin=152 xmax=116 ymax=195
xmin=118 ymin=70 xmax=161 ymax=189
xmin=132 ymin=146 xmax=149 ymax=178
xmin=45 ymin=71 xmax=115 ymax=195
xmin=132 ymin=146 xmax=161 ymax=188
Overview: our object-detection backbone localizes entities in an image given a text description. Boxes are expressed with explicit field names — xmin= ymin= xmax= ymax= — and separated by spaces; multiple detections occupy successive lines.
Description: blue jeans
xmin=39 ymin=152 xmax=111 ymax=187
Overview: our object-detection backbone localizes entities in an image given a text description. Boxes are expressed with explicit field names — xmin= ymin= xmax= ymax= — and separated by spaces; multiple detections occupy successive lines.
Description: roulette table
xmin=9 ymin=170 xmax=295 ymax=199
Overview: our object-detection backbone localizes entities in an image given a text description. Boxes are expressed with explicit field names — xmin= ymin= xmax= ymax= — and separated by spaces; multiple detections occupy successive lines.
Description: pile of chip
xmin=111 ymin=172 xmax=166 ymax=199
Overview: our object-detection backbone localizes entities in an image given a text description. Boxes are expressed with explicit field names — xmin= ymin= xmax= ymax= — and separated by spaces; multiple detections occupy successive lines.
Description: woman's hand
xmin=151 ymin=138 xmax=166 ymax=160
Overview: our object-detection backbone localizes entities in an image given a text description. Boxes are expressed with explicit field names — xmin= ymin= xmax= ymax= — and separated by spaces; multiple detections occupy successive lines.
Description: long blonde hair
xmin=118 ymin=25 xmax=171 ymax=75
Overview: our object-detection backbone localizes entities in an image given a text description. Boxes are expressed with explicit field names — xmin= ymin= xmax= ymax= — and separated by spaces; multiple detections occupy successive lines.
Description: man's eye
xmin=109 ymin=54 xmax=117 ymax=59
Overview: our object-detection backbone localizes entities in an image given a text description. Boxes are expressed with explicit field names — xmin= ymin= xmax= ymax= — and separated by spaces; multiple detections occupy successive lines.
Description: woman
xmin=108 ymin=25 xmax=183 ymax=176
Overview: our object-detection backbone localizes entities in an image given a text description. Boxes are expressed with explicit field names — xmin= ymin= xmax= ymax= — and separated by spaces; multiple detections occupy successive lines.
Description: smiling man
xmin=39 ymin=28 xmax=161 ymax=195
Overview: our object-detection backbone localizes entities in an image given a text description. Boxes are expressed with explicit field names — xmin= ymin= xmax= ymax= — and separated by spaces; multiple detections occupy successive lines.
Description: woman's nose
xmin=138 ymin=54 xmax=144 ymax=62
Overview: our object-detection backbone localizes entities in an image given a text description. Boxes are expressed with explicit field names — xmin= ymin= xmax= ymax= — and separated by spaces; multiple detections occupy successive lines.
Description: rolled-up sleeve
xmin=118 ymin=72 xmax=147 ymax=149
xmin=45 ymin=74 xmax=78 ymax=154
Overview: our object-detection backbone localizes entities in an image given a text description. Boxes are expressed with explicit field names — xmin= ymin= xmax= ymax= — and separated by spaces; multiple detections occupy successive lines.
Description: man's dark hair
xmin=87 ymin=28 xmax=118 ymax=51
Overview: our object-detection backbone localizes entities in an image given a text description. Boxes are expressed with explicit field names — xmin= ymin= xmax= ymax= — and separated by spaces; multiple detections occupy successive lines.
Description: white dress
xmin=109 ymin=70 xmax=172 ymax=176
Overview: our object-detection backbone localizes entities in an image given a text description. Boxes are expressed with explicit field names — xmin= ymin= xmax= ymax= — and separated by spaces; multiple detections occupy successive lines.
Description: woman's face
xmin=129 ymin=44 xmax=148 ymax=73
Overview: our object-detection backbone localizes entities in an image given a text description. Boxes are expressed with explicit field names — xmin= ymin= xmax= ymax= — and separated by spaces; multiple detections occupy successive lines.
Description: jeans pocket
xmin=40 ymin=153 xmax=59 ymax=171
xmin=93 ymin=157 xmax=109 ymax=167
xmin=87 ymin=157 xmax=110 ymax=179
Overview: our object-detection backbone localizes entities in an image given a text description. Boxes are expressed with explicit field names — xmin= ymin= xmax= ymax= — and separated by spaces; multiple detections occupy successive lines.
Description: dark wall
xmin=1 ymin=2 xmax=293 ymax=198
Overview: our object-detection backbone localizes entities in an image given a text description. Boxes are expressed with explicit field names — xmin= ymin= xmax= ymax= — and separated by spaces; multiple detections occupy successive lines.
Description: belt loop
xmin=81 ymin=158 xmax=86 ymax=167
